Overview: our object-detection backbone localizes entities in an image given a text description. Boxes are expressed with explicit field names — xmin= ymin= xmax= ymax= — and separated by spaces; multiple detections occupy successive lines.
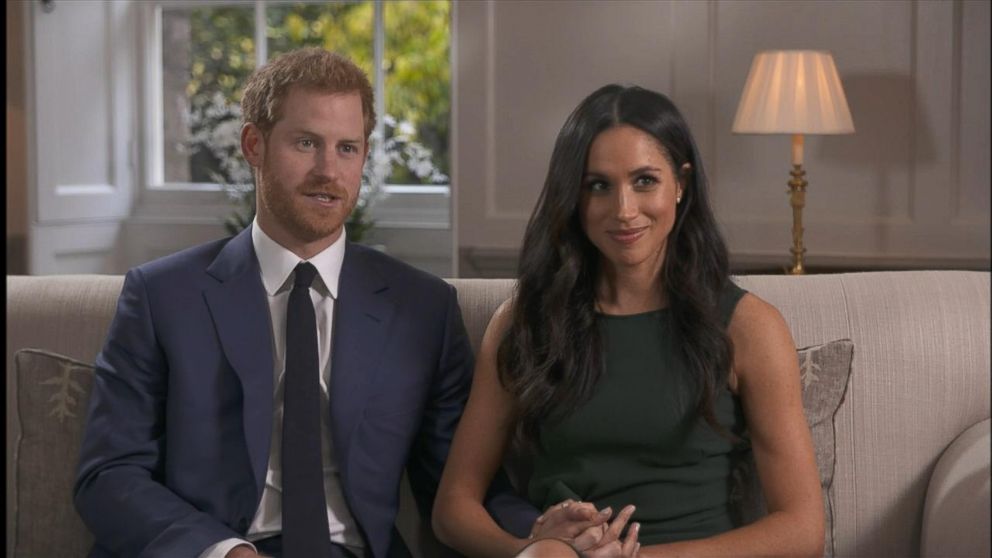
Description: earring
xmin=676 ymin=191 xmax=682 ymax=204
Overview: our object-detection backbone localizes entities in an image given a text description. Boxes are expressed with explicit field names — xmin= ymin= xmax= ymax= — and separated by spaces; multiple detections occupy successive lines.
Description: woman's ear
xmin=677 ymin=163 xmax=692 ymax=203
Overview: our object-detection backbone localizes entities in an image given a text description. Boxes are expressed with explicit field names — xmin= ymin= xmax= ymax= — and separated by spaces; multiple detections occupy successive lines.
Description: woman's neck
xmin=595 ymin=261 xmax=667 ymax=315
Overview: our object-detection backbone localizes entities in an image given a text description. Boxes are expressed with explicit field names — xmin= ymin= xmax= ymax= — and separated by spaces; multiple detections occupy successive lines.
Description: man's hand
xmin=528 ymin=499 xmax=611 ymax=548
xmin=225 ymin=544 xmax=264 ymax=558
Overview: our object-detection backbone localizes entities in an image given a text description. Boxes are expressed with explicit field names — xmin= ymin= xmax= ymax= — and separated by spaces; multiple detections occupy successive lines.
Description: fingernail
xmin=633 ymin=522 xmax=640 ymax=532
xmin=599 ymin=507 xmax=612 ymax=516
xmin=562 ymin=502 xmax=570 ymax=508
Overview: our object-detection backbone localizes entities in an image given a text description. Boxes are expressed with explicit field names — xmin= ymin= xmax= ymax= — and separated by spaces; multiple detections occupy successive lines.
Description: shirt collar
xmin=251 ymin=218 xmax=346 ymax=299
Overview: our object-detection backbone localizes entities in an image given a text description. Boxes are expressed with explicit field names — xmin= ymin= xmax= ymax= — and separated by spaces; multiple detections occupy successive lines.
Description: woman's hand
xmin=528 ymin=499 xmax=611 ymax=545
xmin=582 ymin=505 xmax=640 ymax=557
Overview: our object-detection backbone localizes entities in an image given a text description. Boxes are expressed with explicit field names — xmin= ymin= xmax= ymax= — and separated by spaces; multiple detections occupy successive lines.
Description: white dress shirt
xmin=201 ymin=221 xmax=364 ymax=558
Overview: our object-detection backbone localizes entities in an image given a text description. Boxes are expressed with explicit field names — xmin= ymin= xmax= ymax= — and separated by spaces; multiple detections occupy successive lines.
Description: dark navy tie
xmin=282 ymin=262 xmax=333 ymax=557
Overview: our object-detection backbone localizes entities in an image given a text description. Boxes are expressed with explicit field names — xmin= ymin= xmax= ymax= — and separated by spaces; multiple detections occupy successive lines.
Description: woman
xmin=433 ymin=85 xmax=824 ymax=557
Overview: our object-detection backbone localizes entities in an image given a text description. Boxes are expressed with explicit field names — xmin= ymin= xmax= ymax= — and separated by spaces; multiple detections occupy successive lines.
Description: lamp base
xmin=787 ymin=164 xmax=808 ymax=275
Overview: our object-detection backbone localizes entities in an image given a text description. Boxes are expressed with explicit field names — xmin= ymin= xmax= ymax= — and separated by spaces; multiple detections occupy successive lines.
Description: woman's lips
xmin=607 ymin=227 xmax=647 ymax=245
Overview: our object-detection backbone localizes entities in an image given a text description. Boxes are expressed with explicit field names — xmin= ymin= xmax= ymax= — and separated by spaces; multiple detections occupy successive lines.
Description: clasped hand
xmin=528 ymin=499 xmax=640 ymax=557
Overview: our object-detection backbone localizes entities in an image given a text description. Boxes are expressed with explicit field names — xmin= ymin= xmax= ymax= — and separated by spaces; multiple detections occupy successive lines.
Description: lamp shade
xmin=732 ymin=50 xmax=855 ymax=135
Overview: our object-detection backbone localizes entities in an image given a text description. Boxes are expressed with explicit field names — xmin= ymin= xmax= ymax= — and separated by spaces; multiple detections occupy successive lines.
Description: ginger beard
xmin=256 ymin=154 xmax=360 ymax=244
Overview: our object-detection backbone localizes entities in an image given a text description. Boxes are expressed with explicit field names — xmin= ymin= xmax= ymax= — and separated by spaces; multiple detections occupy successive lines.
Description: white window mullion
xmin=148 ymin=3 xmax=165 ymax=186
xmin=373 ymin=0 xmax=385 ymax=157
xmin=255 ymin=0 xmax=267 ymax=67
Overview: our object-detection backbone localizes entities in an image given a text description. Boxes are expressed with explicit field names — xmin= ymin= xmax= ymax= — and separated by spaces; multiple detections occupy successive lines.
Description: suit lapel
xmin=330 ymin=244 xmax=396 ymax=484
xmin=202 ymin=228 xmax=274 ymax=498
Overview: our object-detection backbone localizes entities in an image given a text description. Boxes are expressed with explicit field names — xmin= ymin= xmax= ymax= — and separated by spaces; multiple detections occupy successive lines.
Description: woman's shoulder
xmin=728 ymin=290 xmax=787 ymax=334
xmin=717 ymin=279 xmax=748 ymax=325
xmin=728 ymin=291 xmax=795 ymax=362
xmin=481 ymin=296 xmax=517 ymax=353
xmin=726 ymin=291 xmax=797 ymax=393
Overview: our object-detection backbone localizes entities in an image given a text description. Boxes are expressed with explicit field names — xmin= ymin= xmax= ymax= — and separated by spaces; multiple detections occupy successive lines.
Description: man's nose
xmin=312 ymin=148 xmax=340 ymax=180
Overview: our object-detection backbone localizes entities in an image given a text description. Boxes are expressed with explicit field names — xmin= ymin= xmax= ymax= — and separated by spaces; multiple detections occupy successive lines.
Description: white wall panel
xmin=28 ymin=0 xmax=136 ymax=274
xmin=956 ymin=0 xmax=991 ymax=226
xmin=454 ymin=0 xmax=990 ymax=274
xmin=455 ymin=0 xmax=676 ymax=254
xmin=31 ymin=0 xmax=134 ymax=224
xmin=29 ymin=223 xmax=124 ymax=275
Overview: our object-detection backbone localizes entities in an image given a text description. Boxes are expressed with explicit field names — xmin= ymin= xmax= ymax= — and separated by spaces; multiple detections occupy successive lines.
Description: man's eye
xmin=340 ymin=144 xmax=357 ymax=153
xmin=298 ymin=138 xmax=316 ymax=149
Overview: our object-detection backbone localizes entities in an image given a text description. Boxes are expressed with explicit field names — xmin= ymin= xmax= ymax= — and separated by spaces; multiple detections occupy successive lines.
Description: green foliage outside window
xmin=384 ymin=0 xmax=450 ymax=182
xmin=182 ymin=1 xmax=449 ymax=180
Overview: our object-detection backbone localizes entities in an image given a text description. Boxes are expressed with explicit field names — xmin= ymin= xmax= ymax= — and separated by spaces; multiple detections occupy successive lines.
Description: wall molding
xmin=457 ymin=245 xmax=988 ymax=280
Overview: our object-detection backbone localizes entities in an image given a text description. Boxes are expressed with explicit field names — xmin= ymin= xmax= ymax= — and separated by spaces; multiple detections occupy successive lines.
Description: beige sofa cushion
xmin=732 ymin=338 xmax=855 ymax=558
xmin=920 ymin=418 xmax=991 ymax=558
xmin=13 ymin=348 xmax=95 ymax=558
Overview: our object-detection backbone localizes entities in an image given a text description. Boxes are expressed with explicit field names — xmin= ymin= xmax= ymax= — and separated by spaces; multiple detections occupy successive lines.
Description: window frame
xmin=136 ymin=0 xmax=450 ymax=229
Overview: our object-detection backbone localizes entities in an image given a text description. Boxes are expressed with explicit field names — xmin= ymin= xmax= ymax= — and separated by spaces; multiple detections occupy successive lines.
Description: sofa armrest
xmin=920 ymin=418 xmax=991 ymax=558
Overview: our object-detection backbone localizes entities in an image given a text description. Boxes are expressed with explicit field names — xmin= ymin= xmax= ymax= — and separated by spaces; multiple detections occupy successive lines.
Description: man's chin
xmin=294 ymin=223 xmax=344 ymax=244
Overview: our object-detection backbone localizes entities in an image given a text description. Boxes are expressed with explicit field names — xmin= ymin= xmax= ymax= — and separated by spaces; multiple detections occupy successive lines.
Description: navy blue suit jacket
xmin=74 ymin=228 xmax=537 ymax=558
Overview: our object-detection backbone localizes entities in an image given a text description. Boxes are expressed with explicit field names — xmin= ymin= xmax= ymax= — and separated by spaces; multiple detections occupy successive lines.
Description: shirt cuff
xmin=198 ymin=538 xmax=257 ymax=558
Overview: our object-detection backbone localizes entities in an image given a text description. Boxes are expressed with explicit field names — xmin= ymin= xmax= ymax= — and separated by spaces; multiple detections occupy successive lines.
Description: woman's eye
xmin=586 ymin=180 xmax=608 ymax=192
xmin=634 ymin=175 xmax=658 ymax=187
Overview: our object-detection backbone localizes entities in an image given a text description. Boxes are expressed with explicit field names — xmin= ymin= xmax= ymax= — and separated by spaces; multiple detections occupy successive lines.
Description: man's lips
xmin=302 ymin=191 xmax=344 ymax=206
xmin=607 ymin=227 xmax=648 ymax=245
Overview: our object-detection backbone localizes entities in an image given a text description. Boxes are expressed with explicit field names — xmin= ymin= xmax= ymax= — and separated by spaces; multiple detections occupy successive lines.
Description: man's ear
xmin=241 ymin=123 xmax=264 ymax=167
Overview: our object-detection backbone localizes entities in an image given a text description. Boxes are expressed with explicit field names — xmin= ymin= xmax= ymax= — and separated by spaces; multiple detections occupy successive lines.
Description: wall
xmin=11 ymin=0 xmax=990 ymax=277
xmin=7 ymin=1 xmax=28 ymax=274
xmin=453 ymin=0 xmax=991 ymax=276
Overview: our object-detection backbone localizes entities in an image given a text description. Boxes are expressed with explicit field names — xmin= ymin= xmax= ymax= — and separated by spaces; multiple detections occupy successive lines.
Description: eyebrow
xmin=584 ymin=166 xmax=663 ymax=178
xmin=285 ymin=128 xmax=363 ymax=144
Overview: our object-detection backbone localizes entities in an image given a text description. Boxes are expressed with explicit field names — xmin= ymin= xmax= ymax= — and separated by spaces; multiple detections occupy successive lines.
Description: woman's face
xmin=579 ymin=124 xmax=682 ymax=276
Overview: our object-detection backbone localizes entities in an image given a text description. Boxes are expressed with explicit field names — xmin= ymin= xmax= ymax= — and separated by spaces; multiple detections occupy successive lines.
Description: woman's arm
xmin=432 ymin=300 xmax=540 ymax=556
xmin=433 ymin=300 xmax=632 ymax=556
xmin=640 ymin=293 xmax=825 ymax=558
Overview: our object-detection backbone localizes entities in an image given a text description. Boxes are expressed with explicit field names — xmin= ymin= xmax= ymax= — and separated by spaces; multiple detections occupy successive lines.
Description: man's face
xmin=242 ymin=86 xmax=367 ymax=258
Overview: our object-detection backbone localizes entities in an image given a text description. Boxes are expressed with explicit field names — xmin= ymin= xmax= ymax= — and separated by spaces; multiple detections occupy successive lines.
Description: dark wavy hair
xmin=497 ymin=84 xmax=734 ymax=449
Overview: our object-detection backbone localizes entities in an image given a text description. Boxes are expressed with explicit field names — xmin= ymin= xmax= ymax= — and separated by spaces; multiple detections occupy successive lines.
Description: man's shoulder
xmin=347 ymin=242 xmax=450 ymax=294
xmin=131 ymin=235 xmax=237 ymax=283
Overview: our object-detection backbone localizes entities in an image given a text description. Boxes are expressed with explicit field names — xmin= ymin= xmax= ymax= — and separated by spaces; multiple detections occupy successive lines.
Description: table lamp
xmin=732 ymin=50 xmax=855 ymax=274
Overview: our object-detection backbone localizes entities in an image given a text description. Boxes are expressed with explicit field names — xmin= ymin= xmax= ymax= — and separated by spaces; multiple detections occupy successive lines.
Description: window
xmin=144 ymin=0 xmax=451 ymax=229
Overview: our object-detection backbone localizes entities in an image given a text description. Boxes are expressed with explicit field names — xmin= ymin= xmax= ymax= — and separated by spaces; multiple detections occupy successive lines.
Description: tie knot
xmin=293 ymin=262 xmax=318 ymax=288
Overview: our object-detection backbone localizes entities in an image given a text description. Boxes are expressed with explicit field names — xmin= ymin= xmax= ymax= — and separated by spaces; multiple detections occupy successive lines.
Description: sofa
xmin=6 ymin=271 xmax=990 ymax=558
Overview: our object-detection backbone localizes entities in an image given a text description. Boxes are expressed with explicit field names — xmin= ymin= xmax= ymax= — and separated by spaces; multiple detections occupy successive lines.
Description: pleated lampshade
xmin=732 ymin=50 xmax=855 ymax=135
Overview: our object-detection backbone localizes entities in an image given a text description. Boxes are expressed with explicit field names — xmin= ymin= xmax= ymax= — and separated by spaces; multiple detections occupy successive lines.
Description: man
xmin=74 ymin=48 xmax=537 ymax=558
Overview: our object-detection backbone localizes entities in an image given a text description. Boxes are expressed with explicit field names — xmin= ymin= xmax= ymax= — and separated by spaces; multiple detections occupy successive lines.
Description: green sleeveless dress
xmin=527 ymin=284 xmax=749 ymax=545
